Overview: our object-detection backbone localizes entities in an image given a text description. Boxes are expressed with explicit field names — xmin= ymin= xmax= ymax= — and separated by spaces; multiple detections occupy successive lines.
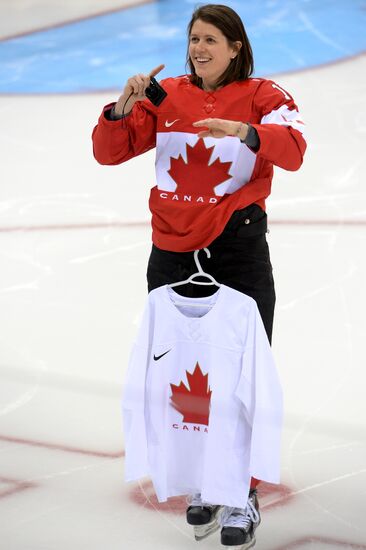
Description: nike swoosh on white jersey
xmin=165 ymin=119 xmax=180 ymax=127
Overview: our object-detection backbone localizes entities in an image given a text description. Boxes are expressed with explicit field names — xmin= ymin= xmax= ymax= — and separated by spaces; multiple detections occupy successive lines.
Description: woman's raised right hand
xmin=114 ymin=64 xmax=165 ymax=116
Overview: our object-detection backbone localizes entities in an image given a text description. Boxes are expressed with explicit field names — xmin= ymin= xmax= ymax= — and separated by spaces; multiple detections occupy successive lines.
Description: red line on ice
xmin=270 ymin=535 xmax=366 ymax=549
xmin=0 ymin=219 xmax=365 ymax=234
xmin=0 ymin=476 xmax=37 ymax=499
xmin=0 ymin=434 xmax=124 ymax=459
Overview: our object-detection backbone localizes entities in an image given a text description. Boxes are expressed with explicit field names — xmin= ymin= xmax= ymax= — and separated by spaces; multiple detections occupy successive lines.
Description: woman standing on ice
xmin=92 ymin=4 xmax=306 ymax=548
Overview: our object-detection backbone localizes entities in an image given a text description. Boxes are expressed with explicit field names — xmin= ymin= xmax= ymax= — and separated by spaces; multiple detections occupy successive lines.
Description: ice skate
xmin=220 ymin=489 xmax=261 ymax=549
xmin=186 ymin=493 xmax=223 ymax=541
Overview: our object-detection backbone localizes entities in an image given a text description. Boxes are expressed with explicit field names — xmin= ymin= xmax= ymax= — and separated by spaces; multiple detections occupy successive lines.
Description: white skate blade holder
xmin=224 ymin=537 xmax=257 ymax=550
xmin=192 ymin=505 xmax=222 ymax=541
xmin=193 ymin=518 xmax=220 ymax=541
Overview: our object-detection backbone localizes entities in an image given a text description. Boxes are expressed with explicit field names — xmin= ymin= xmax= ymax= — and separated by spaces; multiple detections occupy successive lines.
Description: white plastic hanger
xmin=168 ymin=248 xmax=220 ymax=308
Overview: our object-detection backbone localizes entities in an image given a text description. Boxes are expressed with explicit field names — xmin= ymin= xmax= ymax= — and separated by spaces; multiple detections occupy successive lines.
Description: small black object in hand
xmin=145 ymin=77 xmax=167 ymax=106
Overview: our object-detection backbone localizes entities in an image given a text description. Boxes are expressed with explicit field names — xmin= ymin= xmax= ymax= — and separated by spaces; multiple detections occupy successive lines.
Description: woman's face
xmin=189 ymin=19 xmax=240 ymax=90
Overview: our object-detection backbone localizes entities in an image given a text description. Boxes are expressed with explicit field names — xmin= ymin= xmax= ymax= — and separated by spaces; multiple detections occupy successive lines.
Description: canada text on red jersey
xmin=92 ymin=76 xmax=307 ymax=251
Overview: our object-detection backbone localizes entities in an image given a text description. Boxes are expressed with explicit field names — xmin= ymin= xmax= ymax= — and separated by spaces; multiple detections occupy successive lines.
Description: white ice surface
xmin=0 ymin=5 xmax=366 ymax=549
xmin=0 ymin=0 xmax=145 ymax=39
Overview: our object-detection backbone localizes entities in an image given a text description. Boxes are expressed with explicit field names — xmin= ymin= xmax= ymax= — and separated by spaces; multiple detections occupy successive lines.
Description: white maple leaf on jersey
xmin=262 ymin=104 xmax=306 ymax=137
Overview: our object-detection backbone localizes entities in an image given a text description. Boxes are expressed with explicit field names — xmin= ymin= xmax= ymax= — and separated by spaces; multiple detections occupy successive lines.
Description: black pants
xmin=147 ymin=204 xmax=276 ymax=343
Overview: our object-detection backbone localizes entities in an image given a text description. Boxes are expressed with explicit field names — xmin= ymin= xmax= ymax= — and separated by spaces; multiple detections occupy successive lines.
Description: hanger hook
xmin=194 ymin=248 xmax=211 ymax=274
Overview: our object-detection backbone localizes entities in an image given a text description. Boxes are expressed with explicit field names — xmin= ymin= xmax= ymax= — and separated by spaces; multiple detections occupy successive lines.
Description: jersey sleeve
xmin=122 ymin=298 xmax=153 ymax=481
xmin=251 ymin=79 xmax=307 ymax=171
xmin=92 ymin=99 xmax=157 ymax=165
xmin=235 ymin=303 xmax=283 ymax=483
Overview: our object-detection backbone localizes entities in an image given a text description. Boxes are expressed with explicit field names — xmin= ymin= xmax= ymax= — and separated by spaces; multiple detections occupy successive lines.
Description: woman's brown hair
xmin=186 ymin=4 xmax=254 ymax=89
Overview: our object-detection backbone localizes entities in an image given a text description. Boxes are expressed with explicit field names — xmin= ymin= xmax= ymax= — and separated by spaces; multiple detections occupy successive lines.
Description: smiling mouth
xmin=195 ymin=57 xmax=211 ymax=64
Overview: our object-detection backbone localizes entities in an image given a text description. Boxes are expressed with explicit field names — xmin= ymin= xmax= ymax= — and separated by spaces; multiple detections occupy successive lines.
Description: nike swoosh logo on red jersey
xmin=153 ymin=349 xmax=171 ymax=361
xmin=165 ymin=119 xmax=180 ymax=127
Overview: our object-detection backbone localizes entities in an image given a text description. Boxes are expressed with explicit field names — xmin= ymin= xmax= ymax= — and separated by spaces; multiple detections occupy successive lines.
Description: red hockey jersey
xmin=92 ymin=76 xmax=306 ymax=252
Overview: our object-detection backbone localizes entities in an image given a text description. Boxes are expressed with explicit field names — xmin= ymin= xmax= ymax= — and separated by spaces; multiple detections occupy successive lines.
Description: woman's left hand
xmin=193 ymin=118 xmax=248 ymax=140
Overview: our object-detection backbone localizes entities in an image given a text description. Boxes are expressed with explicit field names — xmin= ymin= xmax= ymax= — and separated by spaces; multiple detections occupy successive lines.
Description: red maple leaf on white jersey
xmin=168 ymin=139 xmax=232 ymax=195
xmin=170 ymin=362 xmax=212 ymax=426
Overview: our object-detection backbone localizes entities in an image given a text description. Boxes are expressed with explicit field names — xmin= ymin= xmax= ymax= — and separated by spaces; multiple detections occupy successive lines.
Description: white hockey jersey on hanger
xmin=122 ymin=284 xmax=283 ymax=508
